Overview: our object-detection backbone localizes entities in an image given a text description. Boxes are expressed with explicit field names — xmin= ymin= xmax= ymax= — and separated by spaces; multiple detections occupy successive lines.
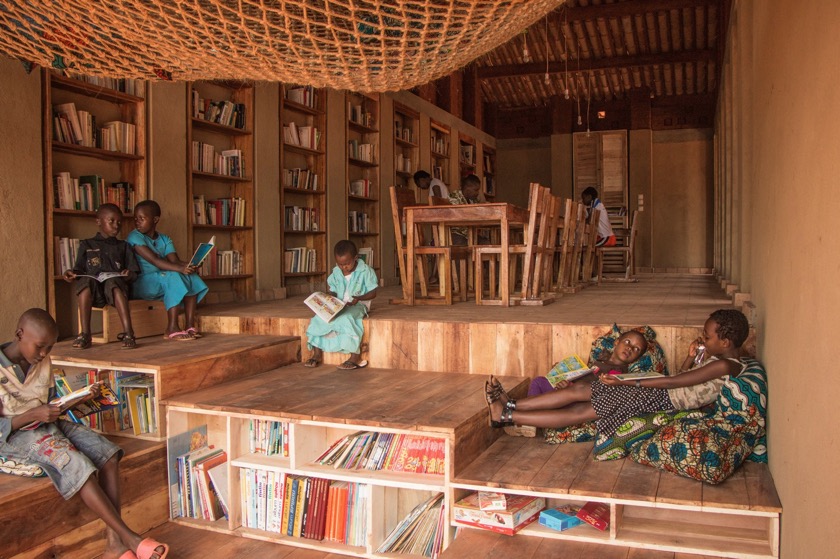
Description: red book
xmin=576 ymin=501 xmax=610 ymax=531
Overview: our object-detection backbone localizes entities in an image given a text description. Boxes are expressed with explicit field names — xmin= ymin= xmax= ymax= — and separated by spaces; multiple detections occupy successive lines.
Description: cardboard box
xmin=539 ymin=505 xmax=583 ymax=532
xmin=576 ymin=501 xmax=610 ymax=531
xmin=454 ymin=493 xmax=545 ymax=536
xmin=478 ymin=491 xmax=507 ymax=511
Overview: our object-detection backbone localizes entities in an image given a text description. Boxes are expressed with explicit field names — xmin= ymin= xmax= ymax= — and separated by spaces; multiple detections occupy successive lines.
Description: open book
xmin=75 ymin=271 xmax=124 ymax=282
xmin=611 ymin=371 xmax=666 ymax=381
xmin=545 ymin=355 xmax=599 ymax=387
xmin=304 ymin=291 xmax=345 ymax=323
xmin=53 ymin=379 xmax=119 ymax=416
xmin=190 ymin=235 xmax=216 ymax=267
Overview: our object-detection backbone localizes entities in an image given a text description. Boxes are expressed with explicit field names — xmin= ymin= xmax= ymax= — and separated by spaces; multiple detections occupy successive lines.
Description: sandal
xmin=164 ymin=330 xmax=193 ymax=341
xmin=116 ymin=332 xmax=137 ymax=350
xmin=337 ymin=359 xmax=368 ymax=370
xmin=186 ymin=327 xmax=202 ymax=339
xmin=135 ymin=538 xmax=169 ymax=559
xmin=485 ymin=382 xmax=515 ymax=428
xmin=71 ymin=332 xmax=92 ymax=350
xmin=304 ymin=357 xmax=321 ymax=368
xmin=485 ymin=375 xmax=514 ymax=409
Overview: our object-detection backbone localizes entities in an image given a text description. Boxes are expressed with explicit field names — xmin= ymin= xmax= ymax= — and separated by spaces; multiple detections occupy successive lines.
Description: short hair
xmin=709 ymin=309 xmax=750 ymax=348
xmin=582 ymin=186 xmax=599 ymax=199
xmin=413 ymin=170 xmax=431 ymax=183
xmin=134 ymin=199 xmax=161 ymax=217
xmin=462 ymin=174 xmax=481 ymax=187
xmin=619 ymin=329 xmax=647 ymax=347
xmin=96 ymin=203 xmax=122 ymax=217
xmin=18 ymin=308 xmax=58 ymax=336
xmin=334 ymin=239 xmax=358 ymax=258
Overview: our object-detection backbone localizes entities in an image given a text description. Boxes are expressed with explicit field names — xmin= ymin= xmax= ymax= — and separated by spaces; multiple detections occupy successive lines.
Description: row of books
xmin=61 ymin=72 xmax=144 ymax=96
xmin=191 ymin=90 xmax=246 ymax=129
xmin=284 ymin=247 xmax=318 ymax=274
xmin=53 ymin=237 xmax=80 ymax=275
xmin=53 ymin=172 xmax=135 ymax=212
xmin=347 ymin=140 xmax=375 ymax=163
xmin=192 ymin=195 xmax=247 ymax=226
xmin=174 ymin=445 xmax=228 ymax=521
xmin=483 ymin=154 xmax=495 ymax=174
xmin=198 ymin=250 xmax=244 ymax=277
xmin=191 ymin=142 xmax=245 ymax=177
xmin=394 ymin=121 xmax=415 ymax=143
xmin=284 ymin=205 xmax=320 ymax=232
xmin=349 ymin=179 xmax=373 ymax=197
xmin=395 ymin=153 xmax=414 ymax=173
xmin=348 ymin=211 xmax=372 ymax=234
xmin=53 ymin=102 xmax=137 ymax=154
xmin=283 ymin=122 xmax=321 ymax=150
xmin=314 ymin=432 xmax=445 ymax=475
xmin=52 ymin=370 xmax=119 ymax=427
xmin=283 ymin=167 xmax=319 ymax=190
xmin=240 ymin=471 xmax=367 ymax=546
xmin=285 ymin=85 xmax=318 ymax=108
xmin=248 ymin=419 xmax=288 ymax=456
xmin=376 ymin=493 xmax=445 ymax=558
xmin=459 ymin=144 xmax=475 ymax=165
xmin=348 ymin=103 xmax=374 ymax=128
xmin=430 ymin=134 xmax=449 ymax=155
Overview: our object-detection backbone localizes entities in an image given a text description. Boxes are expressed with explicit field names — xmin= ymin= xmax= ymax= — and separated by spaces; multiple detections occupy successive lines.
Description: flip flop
xmin=164 ymin=330 xmax=193 ymax=341
xmin=304 ymin=357 xmax=321 ymax=368
xmin=136 ymin=538 xmax=169 ymax=559
xmin=186 ymin=327 xmax=203 ymax=338
xmin=337 ymin=359 xmax=368 ymax=370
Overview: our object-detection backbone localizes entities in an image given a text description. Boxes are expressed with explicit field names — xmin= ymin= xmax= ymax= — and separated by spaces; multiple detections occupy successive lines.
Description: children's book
xmin=304 ymin=291 xmax=345 ymax=323
xmin=576 ymin=501 xmax=610 ymax=530
xmin=611 ymin=371 xmax=666 ymax=381
xmin=189 ymin=235 xmax=216 ymax=267
xmin=52 ymin=379 xmax=119 ymax=415
xmin=207 ymin=461 xmax=230 ymax=520
xmin=545 ymin=355 xmax=599 ymax=387
xmin=74 ymin=271 xmax=124 ymax=282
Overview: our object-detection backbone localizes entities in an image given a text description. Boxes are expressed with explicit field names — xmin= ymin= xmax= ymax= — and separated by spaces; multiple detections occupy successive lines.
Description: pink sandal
xmin=136 ymin=538 xmax=169 ymax=559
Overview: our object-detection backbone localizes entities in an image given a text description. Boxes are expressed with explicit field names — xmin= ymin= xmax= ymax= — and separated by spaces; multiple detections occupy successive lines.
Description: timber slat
xmin=655 ymin=468 xmax=703 ymax=506
xmin=569 ymin=446 xmax=626 ymax=497
xmin=741 ymin=461 xmax=783 ymax=512
xmin=701 ymin=468 xmax=752 ymax=510
xmin=612 ymin=458 xmax=662 ymax=502
xmin=527 ymin=439 xmax=592 ymax=492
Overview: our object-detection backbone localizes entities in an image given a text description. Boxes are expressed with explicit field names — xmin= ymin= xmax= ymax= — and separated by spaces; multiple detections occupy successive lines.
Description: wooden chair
xmin=595 ymin=210 xmax=640 ymax=284
xmin=428 ymin=195 xmax=470 ymax=301
xmin=555 ymin=199 xmax=586 ymax=293
xmin=580 ymin=208 xmax=601 ymax=284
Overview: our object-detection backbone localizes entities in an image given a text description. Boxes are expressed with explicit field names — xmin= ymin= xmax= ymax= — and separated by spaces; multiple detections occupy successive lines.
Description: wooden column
xmin=448 ymin=69 xmax=464 ymax=120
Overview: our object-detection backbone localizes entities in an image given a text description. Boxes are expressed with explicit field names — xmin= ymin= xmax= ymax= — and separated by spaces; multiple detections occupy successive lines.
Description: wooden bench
xmin=80 ymin=299 xmax=168 ymax=344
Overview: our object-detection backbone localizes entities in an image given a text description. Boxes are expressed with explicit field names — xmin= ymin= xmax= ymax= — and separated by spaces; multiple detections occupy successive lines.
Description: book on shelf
xmin=20 ymin=374 xmax=119 ymax=430
xmin=189 ymin=235 xmax=216 ymax=267
xmin=283 ymin=167 xmax=319 ymax=190
xmin=191 ymin=90 xmax=246 ymax=129
xmin=377 ymin=494 xmax=446 ymax=556
xmin=349 ymin=179 xmax=372 ymax=197
xmin=286 ymin=85 xmax=317 ymax=108
xmin=206 ymin=461 xmax=230 ymax=520
xmin=304 ymin=291 xmax=345 ymax=323
xmin=121 ymin=375 xmax=156 ymax=435
xmin=453 ymin=492 xmax=545 ymax=536
xmin=284 ymin=247 xmax=317 ymax=274
xmin=576 ymin=501 xmax=610 ymax=531
xmin=539 ymin=504 xmax=583 ymax=532
xmin=166 ymin=425 xmax=208 ymax=518
xmin=190 ymin=448 xmax=228 ymax=521
xmin=544 ymin=355 xmax=599 ymax=387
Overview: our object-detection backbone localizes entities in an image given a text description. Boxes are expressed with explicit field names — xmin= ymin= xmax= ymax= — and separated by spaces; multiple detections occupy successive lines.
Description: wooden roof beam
xmin=561 ymin=0 xmax=718 ymax=22
xmin=478 ymin=49 xmax=714 ymax=79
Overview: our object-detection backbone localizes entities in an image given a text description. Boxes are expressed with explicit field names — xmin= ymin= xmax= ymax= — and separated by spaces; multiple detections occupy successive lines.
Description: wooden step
xmin=1 ymin=436 xmax=168 ymax=559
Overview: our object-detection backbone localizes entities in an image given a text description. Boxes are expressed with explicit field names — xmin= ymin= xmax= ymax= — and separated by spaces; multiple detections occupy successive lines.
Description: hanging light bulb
xmin=564 ymin=87 xmax=570 ymax=100
xmin=544 ymin=72 xmax=550 ymax=85
xmin=562 ymin=8 xmax=570 ymax=100
xmin=577 ymin=113 xmax=582 ymax=126
xmin=543 ymin=17 xmax=550 ymax=85
xmin=522 ymin=30 xmax=531 ymax=63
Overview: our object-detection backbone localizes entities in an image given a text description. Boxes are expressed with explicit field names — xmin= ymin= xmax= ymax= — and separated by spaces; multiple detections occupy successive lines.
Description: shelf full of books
xmin=393 ymin=103 xmax=419 ymax=189
xmin=187 ymin=81 xmax=255 ymax=303
xmin=430 ymin=120 xmax=451 ymax=190
xmin=458 ymin=133 xmax=476 ymax=177
xmin=43 ymin=69 xmax=147 ymax=337
xmin=346 ymin=92 xmax=380 ymax=273
xmin=165 ymin=407 xmax=453 ymax=557
xmin=281 ymin=84 xmax=327 ymax=295
xmin=481 ymin=144 xmax=496 ymax=198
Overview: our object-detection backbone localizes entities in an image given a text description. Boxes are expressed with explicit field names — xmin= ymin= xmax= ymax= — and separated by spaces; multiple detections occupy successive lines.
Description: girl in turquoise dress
xmin=305 ymin=240 xmax=378 ymax=370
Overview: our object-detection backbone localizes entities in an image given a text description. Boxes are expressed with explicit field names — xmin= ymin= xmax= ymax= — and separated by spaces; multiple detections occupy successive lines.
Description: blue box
xmin=539 ymin=505 xmax=583 ymax=532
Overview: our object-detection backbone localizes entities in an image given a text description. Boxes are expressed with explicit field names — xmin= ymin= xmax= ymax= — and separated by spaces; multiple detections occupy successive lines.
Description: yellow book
xmin=292 ymin=477 xmax=308 ymax=537
xmin=125 ymin=388 xmax=146 ymax=435
xmin=282 ymin=474 xmax=294 ymax=536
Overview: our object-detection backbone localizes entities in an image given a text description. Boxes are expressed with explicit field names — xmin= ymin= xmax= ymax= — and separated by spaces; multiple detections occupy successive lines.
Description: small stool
xmin=80 ymin=299 xmax=168 ymax=344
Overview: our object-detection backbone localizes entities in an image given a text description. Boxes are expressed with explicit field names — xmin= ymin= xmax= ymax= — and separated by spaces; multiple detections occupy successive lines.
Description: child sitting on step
xmin=305 ymin=240 xmax=378 ymax=370
xmin=127 ymin=200 xmax=209 ymax=340
xmin=487 ymin=309 xmax=750 ymax=439
xmin=0 ymin=309 xmax=169 ymax=559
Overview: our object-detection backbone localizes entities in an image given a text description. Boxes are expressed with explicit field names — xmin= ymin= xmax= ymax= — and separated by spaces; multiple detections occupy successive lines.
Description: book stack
xmin=376 ymin=493 xmax=446 ymax=558
xmin=120 ymin=375 xmax=156 ymax=435
xmin=348 ymin=104 xmax=373 ymax=127
xmin=191 ymin=90 xmax=246 ymax=129
xmin=191 ymin=142 xmax=245 ymax=177
xmin=64 ymin=73 xmax=144 ymax=96
xmin=286 ymin=85 xmax=317 ymax=108
xmin=348 ymin=211 xmax=370 ymax=233
xmin=199 ymin=249 xmax=243 ymax=277
xmin=193 ymin=196 xmax=247 ymax=226
xmin=431 ymin=135 xmax=448 ymax=155
xmin=314 ymin=432 xmax=445 ymax=475
xmin=283 ymin=167 xmax=319 ymax=190
xmin=284 ymin=247 xmax=317 ymax=274
xmin=174 ymin=445 xmax=228 ymax=521
xmin=100 ymin=120 xmax=137 ymax=154
xmin=347 ymin=140 xmax=374 ymax=162
xmin=248 ymin=419 xmax=288 ymax=457
xmin=395 ymin=153 xmax=413 ymax=173
xmin=453 ymin=492 xmax=545 ymax=535
xmin=284 ymin=205 xmax=319 ymax=232
xmin=349 ymin=179 xmax=372 ymax=197
xmin=54 ymin=236 xmax=81 ymax=274
xmin=283 ymin=122 xmax=322 ymax=150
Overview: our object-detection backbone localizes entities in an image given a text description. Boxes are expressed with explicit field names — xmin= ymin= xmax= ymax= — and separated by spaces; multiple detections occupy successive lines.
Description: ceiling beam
xmin=561 ymin=0 xmax=718 ymax=22
xmin=477 ymin=49 xmax=715 ymax=80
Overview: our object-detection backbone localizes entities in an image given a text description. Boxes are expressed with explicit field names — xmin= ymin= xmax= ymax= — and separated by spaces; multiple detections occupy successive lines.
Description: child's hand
xmin=348 ymin=297 xmax=359 ymax=306
xmin=62 ymin=270 xmax=76 ymax=282
xmin=598 ymin=373 xmax=627 ymax=386
xmin=688 ymin=336 xmax=703 ymax=357
xmin=120 ymin=269 xmax=130 ymax=277
xmin=554 ymin=379 xmax=571 ymax=390
xmin=184 ymin=264 xmax=196 ymax=275
xmin=87 ymin=382 xmax=102 ymax=400
xmin=29 ymin=403 xmax=62 ymax=424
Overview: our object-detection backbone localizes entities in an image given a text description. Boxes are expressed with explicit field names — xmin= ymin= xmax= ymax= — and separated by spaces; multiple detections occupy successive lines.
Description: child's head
xmin=413 ymin=170 xmax=431 ymax=190
xmin=704 ymin=309 xmax=749 ymax=353
xmin=462 ymin=174 xmax=481 ymax=200
xmin=610 ymin=330 xmax=647 ymax=365
xmin=14 ymin=308 xmax=58 ymax=366
xmin=133 ymin=200 xmax=161 ymax=236
xmin=581 ymin=186 xmax=599 ymax=205
xmin=96 ymin=203 xmax=124 ymax=238
xmin=334 ymin=240 xmax=359 ymax=275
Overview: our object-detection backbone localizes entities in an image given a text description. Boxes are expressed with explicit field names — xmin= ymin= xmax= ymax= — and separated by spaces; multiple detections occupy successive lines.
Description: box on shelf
xmin=478 ymin=491 xmax=507 ymax=511
xmin=576 ymin=501 xmax=610 ymax=531
xmin=539 ymin=504 xmax=583 ymax=532
xmin=453 ymin=492 xmax=544 ymax=536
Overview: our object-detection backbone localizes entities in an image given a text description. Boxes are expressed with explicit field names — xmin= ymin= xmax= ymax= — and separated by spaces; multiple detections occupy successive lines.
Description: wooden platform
xmin=1 ymin=436 xmax=168 ymax=559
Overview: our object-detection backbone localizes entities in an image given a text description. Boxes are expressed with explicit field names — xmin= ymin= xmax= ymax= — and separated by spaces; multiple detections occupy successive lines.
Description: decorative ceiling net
xmin=0 ymin=0 xmax=565 ymax=91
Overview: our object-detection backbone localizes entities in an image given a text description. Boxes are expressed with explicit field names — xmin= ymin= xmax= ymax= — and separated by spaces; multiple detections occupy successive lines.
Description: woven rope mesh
xmin=0 ymin=0 xmax=564 ymax=91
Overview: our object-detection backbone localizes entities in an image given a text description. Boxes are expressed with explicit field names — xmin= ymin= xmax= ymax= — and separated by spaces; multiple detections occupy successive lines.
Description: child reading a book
xmin=63 ymin=203 xmax=140 ymax=350
xmin=127 ymin=200 xmax=209 ymax=340
xmin=305 ymin=240 xmax=378 ymax=370
xmin=0 ymin=309 xmax=169 ymax=559
xmin=486 ymin=309 xmax=751 ymax=439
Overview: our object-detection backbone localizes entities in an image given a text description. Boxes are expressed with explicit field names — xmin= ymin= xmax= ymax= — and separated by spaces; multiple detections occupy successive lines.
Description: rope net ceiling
xmin=0 ymin=0 xmax=564 ymax=91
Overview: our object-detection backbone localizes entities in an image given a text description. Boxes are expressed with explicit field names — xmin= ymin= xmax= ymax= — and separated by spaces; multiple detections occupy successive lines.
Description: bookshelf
xmin=481 ymin=144 xmax=496 ymax=199
xmin=280 ymin=84 xmax=327 ymax=296
xmin=393 ymin=103 xmax=419 ymax=189
xmin=429 ymin=120 xmax=451 ymax=190
xmin=42 ymin=71 xmax=147 ymax=337
xmin=346 ymin=92 xmax=380 ymax=272
xmin=187 ymin=81 xmax=255 ymax=303
xmin=458 ymin=133 xmax=477 ymax=179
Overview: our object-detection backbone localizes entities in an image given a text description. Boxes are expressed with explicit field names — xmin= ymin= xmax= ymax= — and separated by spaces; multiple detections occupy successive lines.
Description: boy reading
xmin=63 ymin=204 xmax=140 ymax=349
xmin=0 ymin=308 xmax=169 ymax=559
xmin=127 ymin=200 xmax=209 ymax=340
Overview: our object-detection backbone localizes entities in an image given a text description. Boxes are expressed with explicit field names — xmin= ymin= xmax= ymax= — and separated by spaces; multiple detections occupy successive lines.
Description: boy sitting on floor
xmin=0 ymin=308 xmax=169 ymax=559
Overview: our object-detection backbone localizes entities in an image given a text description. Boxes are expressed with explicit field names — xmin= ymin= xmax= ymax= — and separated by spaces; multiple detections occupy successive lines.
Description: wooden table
xmin=404 ymin=202 xmax=529 ymax=306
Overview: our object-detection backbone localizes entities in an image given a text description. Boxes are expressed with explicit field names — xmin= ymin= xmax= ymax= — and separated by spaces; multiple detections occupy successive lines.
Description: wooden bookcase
xmin=458 ymin=133 xmax=477 ymax=180
xmin=393 ymin=103 xmax=419 ymax=189
xmin=429 ymin=120 xmax=451 ymax=190
xmin=280 ymin=85 xmax=327 ymax=296
xmin=42 ymin=71 xmax=147 ymax=337
xmin=481 ymin=144 xmax=496 ymax=199
xmin=187 ymin=81 xmax=255 ymax=303
xmin=346 ymin=92 xmax=380 ymax=272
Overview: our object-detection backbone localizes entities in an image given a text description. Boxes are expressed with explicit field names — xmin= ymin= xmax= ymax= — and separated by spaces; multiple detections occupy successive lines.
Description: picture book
xmin=576 ymin=501 xmax=610 ymax=531
xmin=611 ymin=371 xmax=666 ymax=381
xmin=545 ymin=355 xmax=599 ymax=387
xmin=207 ymin=461 xmax=230 ymax=520
xmin=74 ymin=271 xmax=124 ymax=283
xmin=166 ymin=424 xmax=208 ymax=518
xmin=52 ymin=378 xmax=119 ymax=416
xmin=304 ymin=291 xmax=345 ymax=323
xmin=189 ymin=235 xmax=216 ymax=267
